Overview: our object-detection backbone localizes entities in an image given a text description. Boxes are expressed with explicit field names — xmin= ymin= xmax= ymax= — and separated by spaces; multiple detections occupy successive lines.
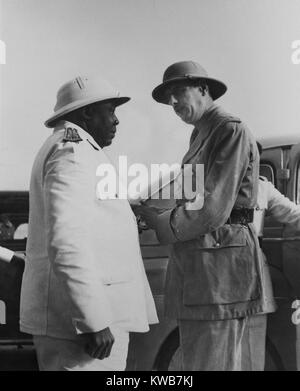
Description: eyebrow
xmin=166 ymin=84 xmax=187 ymax=95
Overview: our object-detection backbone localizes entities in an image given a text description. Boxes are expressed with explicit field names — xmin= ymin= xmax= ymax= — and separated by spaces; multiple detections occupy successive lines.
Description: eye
xmin=175 ymin=86 xmax=186 ymax=94
xmin=164 ymin=89 xmax=171 ymax=99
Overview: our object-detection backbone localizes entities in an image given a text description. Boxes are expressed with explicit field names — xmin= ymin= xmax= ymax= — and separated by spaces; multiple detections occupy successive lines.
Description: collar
xmin=192 ymin=103 xmax=220 ymax=142
xmin=182 ymin=104 xmax=240 ymax=165
xmin=53 ymin=121 xmax=101 ymax=151
xmin=182 ymin=104 xmax=221 ymax=164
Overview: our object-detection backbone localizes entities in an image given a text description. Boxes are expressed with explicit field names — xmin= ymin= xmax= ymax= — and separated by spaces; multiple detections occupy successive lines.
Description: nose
xmin=114 ymin=115 xmax=119 ymax=126
xmin=168 ymin=94 xmax=178 ymax=107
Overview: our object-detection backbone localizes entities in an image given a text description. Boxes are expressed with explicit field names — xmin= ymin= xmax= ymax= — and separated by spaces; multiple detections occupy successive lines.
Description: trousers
xmin=33 ymin=326 xmax=129 ymax=371
xmin=178 ymin=314 xmax=267 ymax=371
xmin=241 ymin=314 xmax=267 ymax=371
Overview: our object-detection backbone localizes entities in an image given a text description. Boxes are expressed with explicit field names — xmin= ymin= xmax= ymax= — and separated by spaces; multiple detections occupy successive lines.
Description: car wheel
xmin=264 ymin=337 xmax=284 ymax=371
xmin=154 ymin=329 xmax=180 ymax=371
xmin=167 ymin=345 xmax=183 ymax=371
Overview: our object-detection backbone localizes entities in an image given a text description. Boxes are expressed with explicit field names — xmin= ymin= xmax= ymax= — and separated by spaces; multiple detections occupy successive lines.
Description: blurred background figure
xmin=0 ymin=214 xmax=15 ymax=241
xmin=242 ymin=142 xmax=300 ymax=371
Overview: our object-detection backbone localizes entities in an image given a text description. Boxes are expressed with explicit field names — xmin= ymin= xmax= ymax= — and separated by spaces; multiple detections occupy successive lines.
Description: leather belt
xmin=226 ymin=208 xmax=254 ymax=225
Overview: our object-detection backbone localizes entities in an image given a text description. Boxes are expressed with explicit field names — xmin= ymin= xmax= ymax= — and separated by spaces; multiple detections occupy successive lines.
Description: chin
xmin=104 ymin=140 xmax=113 ymax=147
xmin=181 ymin=117 xmax=193 ymax=125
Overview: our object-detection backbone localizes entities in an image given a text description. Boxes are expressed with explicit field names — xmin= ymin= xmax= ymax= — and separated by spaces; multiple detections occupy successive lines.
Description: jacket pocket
xmin=101 ymin=272 xmax=133 ymax=286
xmin=192 ymin=224 xmax=247 ymax=249
xmin=182 ymin=226 xmax=261 ymax=305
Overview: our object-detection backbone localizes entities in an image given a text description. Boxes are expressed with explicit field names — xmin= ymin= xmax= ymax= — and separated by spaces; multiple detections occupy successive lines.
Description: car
xmin=0 ymin=192 xmax=38 ymax=370
xmin=1 ymin=136 xmax=300 ymax=371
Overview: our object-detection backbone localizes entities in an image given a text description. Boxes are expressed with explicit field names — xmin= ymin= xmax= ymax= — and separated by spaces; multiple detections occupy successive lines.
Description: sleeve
xmin=155 ymin=122 xmax=253 ymax=243
xmin=43 ymin=143 xmax=113 ymax=334
xmin=0 ymin=246 xmax=14 ymax=263
xmin=266 ymin=181 xmax=300 ymax=230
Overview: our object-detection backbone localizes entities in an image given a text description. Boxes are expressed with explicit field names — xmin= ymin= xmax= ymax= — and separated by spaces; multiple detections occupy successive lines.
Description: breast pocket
xmin=101 ymin=273 xmax=133 ymax=286
xmin=182 ymin=225 xmax=261 ymax=305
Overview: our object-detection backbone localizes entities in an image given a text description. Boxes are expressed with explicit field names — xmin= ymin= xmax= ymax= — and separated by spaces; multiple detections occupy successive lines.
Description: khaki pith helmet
xmin=45 ymin=76 xmax=130 ymax=128
xmin=152 ymin=61 xmax=227 ymax=104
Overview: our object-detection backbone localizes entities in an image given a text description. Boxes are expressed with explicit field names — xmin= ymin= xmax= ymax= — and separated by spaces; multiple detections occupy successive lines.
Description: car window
xmin=0 ymin=300 xmax=6 ymax=325
xmin=0 ymin=193 xmax=28 ymax=247
xmin=260 ymin=163 xmax=275 ymax=184
xmin=296 ymin=162 xmax=300 ymax=204
xmin=0 ymin=214 xmax=28 ymax=242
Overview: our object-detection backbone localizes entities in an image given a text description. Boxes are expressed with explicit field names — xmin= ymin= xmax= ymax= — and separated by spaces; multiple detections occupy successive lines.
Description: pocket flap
xmin=102 ymin=273 xmax=132 ymax=285
xmin=195 ymin=225 xmax=246 ymax=249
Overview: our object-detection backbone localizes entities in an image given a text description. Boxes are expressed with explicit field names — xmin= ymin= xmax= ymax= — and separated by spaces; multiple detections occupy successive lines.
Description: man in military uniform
xmin=20 ymin=76 xmax=158 ymax=371
xmin=135 ymin=61 xmax=276 ymax=370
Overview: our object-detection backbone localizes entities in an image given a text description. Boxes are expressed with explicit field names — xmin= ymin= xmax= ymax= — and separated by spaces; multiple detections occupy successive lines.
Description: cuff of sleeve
xmin=73 ymin=310 xmax=112 ymax=335
xmin=0 ymin=246 xmax=14 ymax=263
xmin=71 ymin=292 xmax=114 ymax=335
xmin=155 ymin=209 xmax=179 ymax=244
xmin=73 ymin=320 xmax=112 ymax=335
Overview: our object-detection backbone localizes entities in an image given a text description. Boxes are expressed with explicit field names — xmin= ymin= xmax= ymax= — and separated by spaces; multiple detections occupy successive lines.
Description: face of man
xmin=165 ymin=83 xmax=209 ymax=125
xmin=87 ymin=102 xmax=119 ymax=148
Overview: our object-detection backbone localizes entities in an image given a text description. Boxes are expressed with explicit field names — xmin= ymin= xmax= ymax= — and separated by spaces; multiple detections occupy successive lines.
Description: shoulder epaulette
xmin=212 ymin=117 xmax=241 ymax=135
xmin=223 ymin=115 xmax=241 ymax=124
xmin=63 ymin=127 xmax=83 ymax=143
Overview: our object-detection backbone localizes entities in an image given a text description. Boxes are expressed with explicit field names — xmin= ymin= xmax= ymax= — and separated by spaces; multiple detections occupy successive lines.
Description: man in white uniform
xmin=254 ymin=143 xmax=300 ymax=235
xmin=242 ymin=142 xmax=300 ymax=370
xmin=20 ymin=76 xmax=158 ymax=371
xmin=254 ymin=178 xmax=300 ymax=235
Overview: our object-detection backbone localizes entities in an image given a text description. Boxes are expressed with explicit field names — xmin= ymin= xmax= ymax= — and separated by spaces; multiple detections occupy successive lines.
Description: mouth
xmin=108 ymin=130 xmax=116 ymax=140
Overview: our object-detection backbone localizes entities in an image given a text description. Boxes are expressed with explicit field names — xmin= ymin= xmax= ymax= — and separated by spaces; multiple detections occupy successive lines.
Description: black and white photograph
xmin=0 ymin=0 xmax=300 ymax=374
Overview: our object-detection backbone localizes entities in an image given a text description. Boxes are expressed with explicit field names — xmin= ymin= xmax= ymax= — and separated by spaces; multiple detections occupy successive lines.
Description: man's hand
xmin=81 ymin=327 xmax=115 ymax=360
xmin=132 ymin=203 xmax=160 ymax=230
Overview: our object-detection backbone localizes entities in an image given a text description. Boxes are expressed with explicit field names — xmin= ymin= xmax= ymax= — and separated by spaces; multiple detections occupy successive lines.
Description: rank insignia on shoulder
xmin=63 ymin=127 xmax=83 ymax=143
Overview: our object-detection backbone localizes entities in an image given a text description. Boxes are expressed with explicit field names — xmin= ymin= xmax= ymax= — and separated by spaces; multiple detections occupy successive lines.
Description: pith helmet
xmin=152 ymin=61 xmax=227 ymax=104
xmin=45 ymin=76 xmax=130 ymax=128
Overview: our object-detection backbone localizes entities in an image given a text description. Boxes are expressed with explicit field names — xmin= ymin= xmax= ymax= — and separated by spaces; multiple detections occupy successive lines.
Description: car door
xmin=0 ymin=192 xmax=38 ymax=370
xmin=260 ymin=144 xmax=300 ymax=371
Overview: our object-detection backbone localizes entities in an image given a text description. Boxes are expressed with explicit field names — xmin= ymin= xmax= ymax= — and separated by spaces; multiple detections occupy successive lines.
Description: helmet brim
xmin=152 ymin=77 xmax=227 ymax=104
xmin=45 ymin=96 xmax=130 ymax=128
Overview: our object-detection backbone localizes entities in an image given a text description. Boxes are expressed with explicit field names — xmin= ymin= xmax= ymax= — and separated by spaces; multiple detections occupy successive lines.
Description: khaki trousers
xmin=241 ymin=314 xmax=267 ymax=371
xmin=178 ymin=314 xmax=267 ymax=371
xmin=33 ymin=326 xmax=129 ymax=371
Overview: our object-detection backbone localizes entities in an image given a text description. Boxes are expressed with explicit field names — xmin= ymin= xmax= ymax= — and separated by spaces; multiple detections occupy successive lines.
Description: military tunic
xmin=155 ymin=105 xmax=276 ymax=320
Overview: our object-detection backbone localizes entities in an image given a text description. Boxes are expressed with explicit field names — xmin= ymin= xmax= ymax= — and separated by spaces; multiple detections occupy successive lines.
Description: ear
xmin=198 ymin=85 xmax=208 ymax=96
xmin=204 ymin=85 xmax=210 ymax=96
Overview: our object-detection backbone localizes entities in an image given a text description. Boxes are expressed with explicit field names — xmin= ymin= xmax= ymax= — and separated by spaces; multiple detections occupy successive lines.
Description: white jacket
xmin=20 ymin=121 xmax=158 ymax=339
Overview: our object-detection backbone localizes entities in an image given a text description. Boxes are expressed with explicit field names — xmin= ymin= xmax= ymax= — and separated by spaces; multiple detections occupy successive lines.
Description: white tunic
xmin=253 ymin=177 xmax=300 ymax=236
xmin=20 ymin=121 xmax=158 ymax=339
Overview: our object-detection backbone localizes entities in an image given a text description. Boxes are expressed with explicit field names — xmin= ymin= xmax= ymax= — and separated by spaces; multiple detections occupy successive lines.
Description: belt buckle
xmin=243 ymin=208 xmax=253 ymax=224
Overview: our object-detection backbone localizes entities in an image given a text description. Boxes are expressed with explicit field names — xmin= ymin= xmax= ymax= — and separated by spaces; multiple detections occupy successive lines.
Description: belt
xmin=226 ymin=208 xmax=254 ymax=225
